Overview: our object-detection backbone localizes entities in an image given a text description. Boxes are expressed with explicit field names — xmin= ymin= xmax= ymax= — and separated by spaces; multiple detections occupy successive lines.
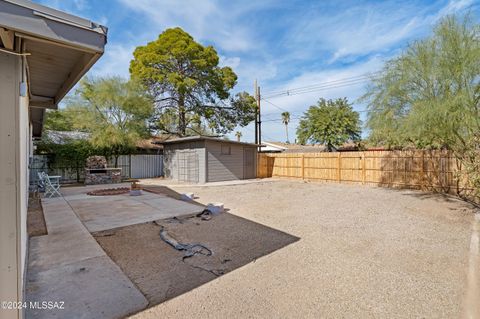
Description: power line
xmin=261 ymin=98 xmax=290 ymax=112
xmin=263 ymin=73 xmax=372 ymax=95
xmin=262 ymin=72 xmax=381 ymax=99
xmin=260 ymin=107 xmax=380 ymax=124
xmin=263 ymin=78 xmax=369 ymax=99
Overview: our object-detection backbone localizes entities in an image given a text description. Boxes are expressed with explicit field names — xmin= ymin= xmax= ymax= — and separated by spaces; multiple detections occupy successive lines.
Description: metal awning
xmin=0 ymin=0 xmax=108 ymax=137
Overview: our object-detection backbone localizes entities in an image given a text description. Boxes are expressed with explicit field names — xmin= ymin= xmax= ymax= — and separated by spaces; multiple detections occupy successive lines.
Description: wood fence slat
xmin=257 ymin=150 xmax=471 ymax=196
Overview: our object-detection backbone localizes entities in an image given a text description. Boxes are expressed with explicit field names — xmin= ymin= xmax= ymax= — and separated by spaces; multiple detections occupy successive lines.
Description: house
xmin=158 ymin=136 xmax=258 ymax=183
xmin=135 ymin=134 xmax=180 ymax=154
xmin=261 ymin=141 xmax=328 ymax=153
xmin=261 ymin=141 xmax=367 ymax=153
xmin=0 ymin=1 xmax=107 ymax=318
xmin=42 ymin=130 xmax=91 ymax=144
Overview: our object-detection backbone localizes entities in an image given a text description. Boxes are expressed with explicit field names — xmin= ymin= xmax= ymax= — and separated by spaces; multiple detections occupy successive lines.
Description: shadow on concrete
xmin=93 ymin=185 xmax=299 ymax=309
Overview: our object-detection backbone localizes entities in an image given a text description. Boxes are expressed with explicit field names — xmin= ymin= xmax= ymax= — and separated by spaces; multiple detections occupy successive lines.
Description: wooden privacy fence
xmin=257 ymin=150 xmax=472 ymax=195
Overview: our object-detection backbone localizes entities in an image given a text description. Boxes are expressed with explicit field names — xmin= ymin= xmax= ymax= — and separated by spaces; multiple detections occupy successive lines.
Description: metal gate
xmin=243 ymin=148 xmax=255 ymax=179
xmin=130 ymin=155 xmax=163 ymax=179
xmin=177 ymin=151 xmax=199 ymax=183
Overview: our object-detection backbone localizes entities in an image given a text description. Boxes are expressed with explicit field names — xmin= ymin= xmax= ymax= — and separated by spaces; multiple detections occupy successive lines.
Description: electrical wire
xmin=262 ymin=72 xmax=381 ymax=99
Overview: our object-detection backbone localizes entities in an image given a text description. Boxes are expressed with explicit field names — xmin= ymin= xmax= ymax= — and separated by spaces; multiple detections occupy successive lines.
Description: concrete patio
xmin=61 ymin=184 xmax=204 ymax=232
xmin=26 ymin=183 xmax=205 ymax=319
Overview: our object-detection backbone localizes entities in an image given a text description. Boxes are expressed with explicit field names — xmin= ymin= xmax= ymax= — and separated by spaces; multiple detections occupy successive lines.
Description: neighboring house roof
xmin=261 ymin=141 xmax=374 ymax=153
xmin=262 ymin=141 xmax=327 ymax=153
xmin=155 ymin=135 xmax=260 ymax=147
xmin=137 ymin=134 xmax=176 ymax=150
xmin=44 ymin=130 xmax=89 ymax=144
xmin=0 ymin=0 xmax=108 ymax=137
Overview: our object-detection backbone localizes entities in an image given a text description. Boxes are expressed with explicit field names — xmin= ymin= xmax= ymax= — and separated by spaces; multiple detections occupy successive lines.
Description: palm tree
xmin=235 ymin=131 xmax=242 ymax=142
xmin=281 ymin=112 xmax=290 ymax=143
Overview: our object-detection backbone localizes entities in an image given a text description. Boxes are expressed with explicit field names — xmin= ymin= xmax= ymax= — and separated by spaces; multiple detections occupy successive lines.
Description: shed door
xmin=177 ymin=151 xmax=199 ymax=183
xmin=243 ymin=148 xmax=255 ymax=179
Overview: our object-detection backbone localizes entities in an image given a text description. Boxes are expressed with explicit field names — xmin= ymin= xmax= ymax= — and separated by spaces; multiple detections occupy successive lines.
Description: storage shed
xmin=160 ymin=136 xmax=258 ymax=183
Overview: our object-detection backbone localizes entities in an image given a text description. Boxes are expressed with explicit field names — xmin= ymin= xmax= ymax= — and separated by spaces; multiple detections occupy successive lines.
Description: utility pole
xmin=254 ymin=80 xmax=261 ymax=150
xmin=254 ymin=79 xmax=258 ymax=146
xmin=257 ymin=86 xmax=261 ymax=149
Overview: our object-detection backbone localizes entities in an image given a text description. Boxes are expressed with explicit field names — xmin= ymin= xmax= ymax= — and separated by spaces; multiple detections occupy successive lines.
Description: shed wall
xmin=163 ymin=141 xmax=206 ymax=183
xmin=206 ymin=140 xmax=256 ymax=182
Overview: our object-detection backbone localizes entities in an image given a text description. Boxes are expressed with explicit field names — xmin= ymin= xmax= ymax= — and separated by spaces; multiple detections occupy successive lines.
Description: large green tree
xmin=362 ymin=14 xmax=480 ymax=198
xmin=297 ymin=98 xmax=361 ymax=151
xmin=67 ymin=77 xmax=154 ymax=166
xmin=363 ymin=14 xmax=479 ymax=150
xmin=130 ymin=27 xmax=256 ymax=136
xmin=43 ymin=106 xmax=79 ymax=131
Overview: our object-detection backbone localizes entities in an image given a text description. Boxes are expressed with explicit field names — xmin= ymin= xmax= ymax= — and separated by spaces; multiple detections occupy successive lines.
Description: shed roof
xmin=155 ymin=136 xmax=260 ymax=147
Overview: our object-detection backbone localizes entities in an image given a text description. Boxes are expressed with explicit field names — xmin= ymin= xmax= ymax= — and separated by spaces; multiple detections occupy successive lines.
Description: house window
xmin=221 ymin=145 xmax=231 ymax=155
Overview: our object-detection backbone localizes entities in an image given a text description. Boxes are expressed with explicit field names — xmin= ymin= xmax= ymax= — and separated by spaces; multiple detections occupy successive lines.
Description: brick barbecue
xmin=84 ymin=156 xmax=122 ymax=185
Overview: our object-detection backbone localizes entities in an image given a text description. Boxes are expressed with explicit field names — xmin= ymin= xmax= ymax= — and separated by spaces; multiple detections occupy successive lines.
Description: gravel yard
xmin=131 ymin=178 xmax=479 ymax=319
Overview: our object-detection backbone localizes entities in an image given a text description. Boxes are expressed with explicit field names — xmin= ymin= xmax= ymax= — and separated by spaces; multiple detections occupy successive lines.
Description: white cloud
xmin=228 ymin=55 xmax=385 ymax=143
xmin=280 ymin=0 xmax=475 ymax=64
xmin=220 ymin=55 xmax=278 ymax=93
xmin=116 ymin=0 xmax=260 ymax=53
xmin=219 ymin=56 xmax=241 ymax=70
xmin=91 ymin=44 xmax=134 ymax=79
xmin=72 ymin=0 xmax=88 ymax=11
xmin=262 ymin=56 xmax=384 ymax=115
xmin=434 ymin=0 xmax=476 ymax=20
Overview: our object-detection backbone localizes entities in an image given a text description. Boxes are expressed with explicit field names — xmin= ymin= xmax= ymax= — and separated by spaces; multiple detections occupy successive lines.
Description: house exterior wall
xmin=163 ymin=141 xmax=206 ymax=183
xmin=205 ymin=140 xmax=257 ymax=182
xmin=0 ymin=51 xmax=30 ymax=319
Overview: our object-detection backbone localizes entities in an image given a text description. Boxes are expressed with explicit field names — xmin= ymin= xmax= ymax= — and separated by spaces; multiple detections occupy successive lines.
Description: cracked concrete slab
xmin=65 ymin=192 xmax=204 ymax=233
xmin=26 ymin=196 xmax=148 ymax=319
xmin=26 ymin=256 xmax=147 ymax=319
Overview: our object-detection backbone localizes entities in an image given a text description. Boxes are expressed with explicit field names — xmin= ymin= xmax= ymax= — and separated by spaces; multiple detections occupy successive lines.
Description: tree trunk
xmin=114 ymin=155 xmax=119 ymax=168
xmin=285 ymin=124 xmax=289 ymax=143
xmin=178 ymin=95 xmax=186 ymax=136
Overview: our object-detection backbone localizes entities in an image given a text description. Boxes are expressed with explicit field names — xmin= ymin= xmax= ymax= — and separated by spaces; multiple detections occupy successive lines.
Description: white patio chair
xmin=44 ymin=173 xmax=61 ymax=198
xmin=37 ymin=172 xmax=46 ymax=193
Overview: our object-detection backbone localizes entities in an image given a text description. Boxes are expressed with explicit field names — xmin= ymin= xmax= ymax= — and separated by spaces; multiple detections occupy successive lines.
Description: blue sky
xmin=37 ymin=0 xmax=479 ymax=143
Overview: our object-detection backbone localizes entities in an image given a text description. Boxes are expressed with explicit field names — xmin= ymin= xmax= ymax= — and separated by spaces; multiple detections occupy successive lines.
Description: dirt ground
xmin=27 ymin=194 xmax=47 ymax=237
xmin=128 ymin=178 xmax=479 ymax=319
xmin=93 ymin=213 xmax=298 ymax=306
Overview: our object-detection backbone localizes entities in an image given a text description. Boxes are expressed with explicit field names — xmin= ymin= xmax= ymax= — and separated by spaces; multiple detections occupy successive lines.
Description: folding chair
xmin=37 ymin=172 xmax=46 ymax=193
xmin=44 ymin=174 xmax=61 ymax=198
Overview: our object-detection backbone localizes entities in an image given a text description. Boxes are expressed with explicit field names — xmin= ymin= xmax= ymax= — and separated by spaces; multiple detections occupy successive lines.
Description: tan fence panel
xmin=257 ymin=150 xmax=470 ymax=196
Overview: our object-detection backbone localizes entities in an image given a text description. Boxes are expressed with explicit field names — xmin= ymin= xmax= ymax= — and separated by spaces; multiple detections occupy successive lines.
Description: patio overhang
xmin=0 ymin=0 xmax=108 ymax=137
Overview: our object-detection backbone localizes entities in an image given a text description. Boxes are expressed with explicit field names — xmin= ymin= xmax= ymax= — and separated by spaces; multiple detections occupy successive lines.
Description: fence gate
xmin=130 ymin=155 xmax=163 ymax=179
xmin=30 ymin=154 xmax=164 ymax=185
xmin=177 ymin=151 xmax=199 ymax=183
xmin=243 ymin=148 xmax=256 ymax=179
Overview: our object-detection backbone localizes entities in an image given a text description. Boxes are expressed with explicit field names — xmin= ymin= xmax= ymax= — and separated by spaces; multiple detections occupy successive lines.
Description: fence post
xmin=301 ymin=154 xmax=305 ymax=180
xmin=337 ymin=153 xmax=341 ymax=182
xmin=362 ymin=152 xmax=366 ymax=184
xmin=129 ymin=154 xmax=132 ymax=179
xmin=421 ymin=151 xmax=425 ymax=190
